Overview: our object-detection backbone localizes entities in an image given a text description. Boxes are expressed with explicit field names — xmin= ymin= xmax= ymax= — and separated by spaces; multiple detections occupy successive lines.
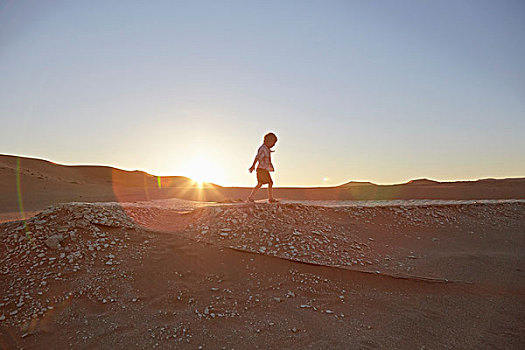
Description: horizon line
xmin=2 ymin=152 xmax=524 ymax=188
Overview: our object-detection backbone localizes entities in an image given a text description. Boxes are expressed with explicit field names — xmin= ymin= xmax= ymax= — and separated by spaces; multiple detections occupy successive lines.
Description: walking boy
xmin=247 ymin=132 xmax=279 ymax=203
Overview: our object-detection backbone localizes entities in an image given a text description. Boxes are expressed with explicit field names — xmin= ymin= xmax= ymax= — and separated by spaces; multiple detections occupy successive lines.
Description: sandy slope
xmin=1 ymin=201 xmax=524 ymax=349
xmin=0 ymin=155 xmax=196 ymax=220
xmin=1 ymin=154 xmax=524 ymax=348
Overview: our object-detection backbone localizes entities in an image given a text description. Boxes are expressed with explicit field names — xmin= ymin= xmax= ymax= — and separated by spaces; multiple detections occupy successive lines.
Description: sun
xmin=183 ymin=155 xmax=222 ymax=186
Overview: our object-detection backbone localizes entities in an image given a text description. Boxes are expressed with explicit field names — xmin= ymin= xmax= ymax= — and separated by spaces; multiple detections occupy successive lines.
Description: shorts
xmin=256 ymin=168 xmax=273 ymax=185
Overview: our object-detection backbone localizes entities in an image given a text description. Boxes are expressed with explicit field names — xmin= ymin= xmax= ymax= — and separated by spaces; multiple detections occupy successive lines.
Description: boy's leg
xmin=247 ymin=182 xmax=262 ymax=201
xmin=267 ymin=172 xmax=278 ymax=202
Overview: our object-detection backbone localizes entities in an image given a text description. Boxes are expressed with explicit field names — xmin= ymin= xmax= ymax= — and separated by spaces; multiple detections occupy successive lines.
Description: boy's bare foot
xmin=268 ymin=198 xmax=280 ymax=203
xmin=246 ymin=197 xmax=255 ymax=203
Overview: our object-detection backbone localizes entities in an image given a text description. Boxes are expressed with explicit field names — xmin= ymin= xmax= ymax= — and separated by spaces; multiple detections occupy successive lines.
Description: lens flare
xmin=16 ymin=157 xmax=25 ymax=221
xmin=16 ymin=157 xmax=34 ymax=244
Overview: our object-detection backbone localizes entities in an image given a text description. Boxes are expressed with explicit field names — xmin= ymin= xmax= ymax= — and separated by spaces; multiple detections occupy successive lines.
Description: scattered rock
xmin=45 ymin=234 xmax=63 ymax=249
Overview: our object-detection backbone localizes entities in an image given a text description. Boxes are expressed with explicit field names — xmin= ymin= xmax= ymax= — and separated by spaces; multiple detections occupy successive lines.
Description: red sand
xmin=1 ymin=154 xmax=524 ymax=349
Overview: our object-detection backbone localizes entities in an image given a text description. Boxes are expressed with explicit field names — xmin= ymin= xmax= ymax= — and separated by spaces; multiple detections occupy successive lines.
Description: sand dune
xmin=1 ymin=154 xmax=524 ymax=223
xmin=0 ymin=154 xmax=204 ymax=222
xmin=1 ymin=200 xmax=524 ymax=348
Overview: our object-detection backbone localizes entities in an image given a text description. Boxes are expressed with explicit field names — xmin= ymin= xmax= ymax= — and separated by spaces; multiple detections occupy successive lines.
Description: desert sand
xmin=1 ymin=155 xmax=524 ymax=349
xmin=1 ymin=154 xmax=525 ymax=223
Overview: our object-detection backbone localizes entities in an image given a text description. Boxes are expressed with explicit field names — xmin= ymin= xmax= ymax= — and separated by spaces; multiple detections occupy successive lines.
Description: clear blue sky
xmin=1 ymin=0 xmax=524 ymax=186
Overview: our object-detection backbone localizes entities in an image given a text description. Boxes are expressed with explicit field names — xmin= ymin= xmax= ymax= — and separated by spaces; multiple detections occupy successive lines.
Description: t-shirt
xmin=256 ymin=144 xmax=274 ymax=172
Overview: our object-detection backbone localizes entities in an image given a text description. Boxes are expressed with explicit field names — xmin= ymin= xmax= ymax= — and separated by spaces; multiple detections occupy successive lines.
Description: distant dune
xmin=1 ymin=154 xmax=524 ymax=219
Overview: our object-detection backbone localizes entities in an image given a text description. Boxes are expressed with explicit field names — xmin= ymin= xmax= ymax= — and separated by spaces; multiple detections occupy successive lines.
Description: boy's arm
xmin=249 ymin=156 xmax=258 ymax=173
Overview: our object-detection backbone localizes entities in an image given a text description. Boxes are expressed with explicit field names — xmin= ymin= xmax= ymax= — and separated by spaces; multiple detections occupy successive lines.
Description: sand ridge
xmin=2 ymin=154 xmax=525 ymax=223
xmin=1 ymin=200 xmax=524 ymax=349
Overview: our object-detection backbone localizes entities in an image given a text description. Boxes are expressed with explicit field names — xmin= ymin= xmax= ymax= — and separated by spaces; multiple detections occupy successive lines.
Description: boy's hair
xmin=264 ymin=132 xmax=278 ymax=143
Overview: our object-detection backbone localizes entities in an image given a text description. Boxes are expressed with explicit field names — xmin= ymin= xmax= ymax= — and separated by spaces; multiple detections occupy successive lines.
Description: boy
xmin=247 ymin=132 xmax=279 ymax=203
